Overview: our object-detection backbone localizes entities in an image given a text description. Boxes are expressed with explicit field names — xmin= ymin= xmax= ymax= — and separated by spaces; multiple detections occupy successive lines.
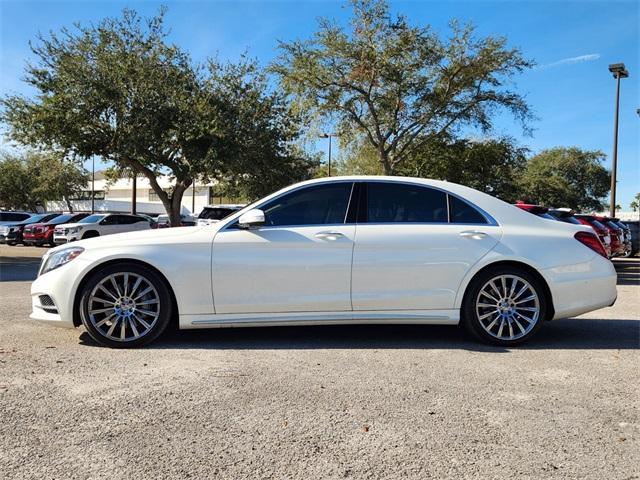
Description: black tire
xmin=79 ymin=263 xmax=173 ymax=348
xmin=462 ymin=266 xmax=548 ymax=346
xmin=82 ymin=231 xmax=99 ymax=239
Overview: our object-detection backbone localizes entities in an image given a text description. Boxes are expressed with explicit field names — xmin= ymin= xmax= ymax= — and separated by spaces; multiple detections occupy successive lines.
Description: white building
xmin=46 ymin=173 xmax=240 ymax=216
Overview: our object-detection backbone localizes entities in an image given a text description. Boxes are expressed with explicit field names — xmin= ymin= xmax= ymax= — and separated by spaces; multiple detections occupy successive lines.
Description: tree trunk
xmin=64 ymin=195 xmax=74 ymax=213
xmin=138 ymin=167 xmax=191 ymax=228
xmin=379 ymin=148 xmax=393 ymax=175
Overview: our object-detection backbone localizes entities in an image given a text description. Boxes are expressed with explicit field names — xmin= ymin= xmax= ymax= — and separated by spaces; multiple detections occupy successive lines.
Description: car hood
xmin=54 ymin=222 xmax=93 ymax=230
xmin=48 ymin=225 xmax=208 ymax=254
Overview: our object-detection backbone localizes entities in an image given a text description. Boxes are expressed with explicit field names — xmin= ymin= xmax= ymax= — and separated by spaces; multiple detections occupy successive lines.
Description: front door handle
xmin=315 ymin=231 xmax=344 ymax=241
xmin=459 ymin=230 xmax=488 ymax=239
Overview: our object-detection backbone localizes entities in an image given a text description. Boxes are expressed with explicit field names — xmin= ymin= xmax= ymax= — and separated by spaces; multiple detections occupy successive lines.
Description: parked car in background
xmin=23 ymin=213 xmax=90 ymax=247
xmin=575 ymin=215 xmax=616 ymax=258
xmin=0 ymin=213 xmax=62 ymax=245
xmin=53 ymin=213 xmax=152 ymax=244
xmin=155 ymin=213 xmax=196 ymax=228
xmin=596 ymin=217 xmax=628 ymax=258
xmin=197 ymin=204 xmax=244 ymax=226
xmin=549 ymin=209 xmax=612 ymax=257
xmin=31 ymin=176 xmax=616 ymax=348
xmin=610 ymin=219 xmax=633 ymax=257
xmin=513 ymin=203 xmax=556 ymax=220
xmin=0 ymin=211 xmax=33 ymax=225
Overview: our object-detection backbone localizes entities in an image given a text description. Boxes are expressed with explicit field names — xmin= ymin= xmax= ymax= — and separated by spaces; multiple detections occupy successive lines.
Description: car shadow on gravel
xmin=79 ymin=318 xmax=639 ymax=352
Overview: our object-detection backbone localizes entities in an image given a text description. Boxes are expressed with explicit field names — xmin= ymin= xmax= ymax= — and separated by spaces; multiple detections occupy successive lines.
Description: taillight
xmin=574 ymin=231 xmax=608 ymax=258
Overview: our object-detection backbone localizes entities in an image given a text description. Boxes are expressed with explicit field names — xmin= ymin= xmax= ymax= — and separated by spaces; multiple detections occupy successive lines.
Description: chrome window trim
xmin=219 ymin=178 xmax=499 ymax=231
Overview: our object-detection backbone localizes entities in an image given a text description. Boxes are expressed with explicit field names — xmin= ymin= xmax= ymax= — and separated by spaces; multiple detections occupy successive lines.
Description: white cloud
xmin=537 ymin=54 xmax=601 ymax=69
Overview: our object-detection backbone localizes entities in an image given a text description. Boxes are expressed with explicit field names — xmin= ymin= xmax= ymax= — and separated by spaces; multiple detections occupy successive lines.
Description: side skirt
xmin=179 ymin=310 xmax=460 ymax=330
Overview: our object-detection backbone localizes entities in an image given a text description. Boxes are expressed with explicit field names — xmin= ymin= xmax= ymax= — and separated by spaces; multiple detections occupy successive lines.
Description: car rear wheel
xmin=463 ymin=266 xmax=547 ymax=346
xmin=79 ymin=264 xmax=172 ymax=348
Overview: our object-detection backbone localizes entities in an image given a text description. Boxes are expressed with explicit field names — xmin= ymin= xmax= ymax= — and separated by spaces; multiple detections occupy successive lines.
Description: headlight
xmin=40 ymin=247 xmax=84 ymax=275
xmin=68 ymin=226 xmax=82 ymax=234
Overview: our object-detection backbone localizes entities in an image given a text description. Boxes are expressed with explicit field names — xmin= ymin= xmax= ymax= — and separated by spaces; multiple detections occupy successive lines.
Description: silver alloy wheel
xmin=87 ymin=272 xmax=160 ymax=342
xmin=475 ymin=274 xmax=540 ymax=341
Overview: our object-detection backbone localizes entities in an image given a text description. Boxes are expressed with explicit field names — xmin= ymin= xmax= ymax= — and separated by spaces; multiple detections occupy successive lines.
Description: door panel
xmin=351 ymin=224 xmax=501 ymax=310
xmin=212 ymin=225 xmax=355 ymax=314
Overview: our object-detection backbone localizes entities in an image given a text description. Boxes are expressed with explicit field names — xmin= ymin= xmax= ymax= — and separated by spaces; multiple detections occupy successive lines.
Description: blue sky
xmin=1 ymin=0 xmax=638 ymax=207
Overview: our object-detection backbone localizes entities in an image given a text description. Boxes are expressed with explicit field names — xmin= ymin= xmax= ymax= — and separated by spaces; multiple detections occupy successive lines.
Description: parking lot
xmin=0 ymin=244 xmax=638 ymax=479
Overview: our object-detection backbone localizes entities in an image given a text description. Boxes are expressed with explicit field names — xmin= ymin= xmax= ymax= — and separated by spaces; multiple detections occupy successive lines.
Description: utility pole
xmin=607 ymin=63 xmax=629 ymax=218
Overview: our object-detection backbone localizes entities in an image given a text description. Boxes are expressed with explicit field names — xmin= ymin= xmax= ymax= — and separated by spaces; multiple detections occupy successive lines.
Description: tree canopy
xmin=1 ymin=8 xmax=314 ymax=224
xmin=517 ymin=147 xmax=610 ymax=211
xmin=273 ymin=0 xmax=534 ymax=175
xmin=0 ymin=151 xmax=88 ymax=211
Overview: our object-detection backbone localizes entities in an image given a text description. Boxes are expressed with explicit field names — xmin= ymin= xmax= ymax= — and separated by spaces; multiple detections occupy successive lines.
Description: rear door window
xmin=364 ymin=182 xmax=448 ymax=223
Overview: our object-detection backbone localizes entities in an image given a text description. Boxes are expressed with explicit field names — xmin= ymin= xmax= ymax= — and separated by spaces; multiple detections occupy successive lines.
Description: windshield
xmin=78 ymin=214 xmax=107 ymax=224
xmin=21 ymin=213 xmax=57 ymax=225
xmin=199 ymin=208 xmax=237 ymax=220
xmin=48 ymin=214 xmax=73 ymax=224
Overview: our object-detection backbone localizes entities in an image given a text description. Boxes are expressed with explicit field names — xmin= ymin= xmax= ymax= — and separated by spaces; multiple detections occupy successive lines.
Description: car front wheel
xmin=463 ymin=267 xmax=547 ymax=346
xmin=79 ymin=264 xmax=172 ymax=348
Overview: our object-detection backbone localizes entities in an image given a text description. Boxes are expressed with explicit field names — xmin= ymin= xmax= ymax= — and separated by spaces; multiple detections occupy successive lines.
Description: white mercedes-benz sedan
xmin=30 ymin=176 xmax=617 ymax=348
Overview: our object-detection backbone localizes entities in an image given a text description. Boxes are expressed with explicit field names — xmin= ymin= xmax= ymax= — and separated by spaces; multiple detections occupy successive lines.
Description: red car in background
xmin=593 ymin=216 xmax=627 ymax=257
xmin=549 ymin=210 xmax=612 ymax=258
xmin=23 ymin=212 xmax=89 ymax=246
xmin=575 ymin=215 xmax=620 ymax=257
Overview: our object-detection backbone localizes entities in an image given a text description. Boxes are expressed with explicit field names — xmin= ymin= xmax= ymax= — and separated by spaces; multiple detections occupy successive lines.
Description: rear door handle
xmin=315 ymin=231 xmax=344 ymax=241
xmin=459 ymin=230 xmax=487 ymax=239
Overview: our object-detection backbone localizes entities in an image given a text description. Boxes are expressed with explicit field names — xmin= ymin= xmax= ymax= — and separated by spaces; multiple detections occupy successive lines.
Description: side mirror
xmin=237 ymin=209 xmax=265 ymax=229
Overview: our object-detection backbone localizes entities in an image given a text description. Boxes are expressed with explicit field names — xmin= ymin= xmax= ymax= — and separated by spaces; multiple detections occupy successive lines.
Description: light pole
xmin=319 ymin=133 xmax=334 ymax=176
xmin=607 ymin=63 xmax=628 ymax=218
xmin=91 ymin=156 xmax=95 ymax=214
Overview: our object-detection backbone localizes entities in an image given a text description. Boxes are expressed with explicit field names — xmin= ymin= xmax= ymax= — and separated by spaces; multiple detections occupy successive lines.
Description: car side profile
xmin=53 ymin=213 xmax=152 ymax=244
xmin=31 ymin=176 xmax=617 ymax=348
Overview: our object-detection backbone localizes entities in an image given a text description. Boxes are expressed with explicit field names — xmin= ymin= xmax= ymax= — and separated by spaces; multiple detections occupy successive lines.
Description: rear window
xmin=590 ymin=220 xmax=607 ymax=231
xmin=199 ymin=208 xmax=237 ymax=220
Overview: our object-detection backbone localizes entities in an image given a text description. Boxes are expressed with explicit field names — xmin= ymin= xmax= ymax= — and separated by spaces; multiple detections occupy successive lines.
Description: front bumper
xmin=0 ymin=232 xmax=19 ymax=243
xmin=29 ymin=256 xmax=90 ymax=328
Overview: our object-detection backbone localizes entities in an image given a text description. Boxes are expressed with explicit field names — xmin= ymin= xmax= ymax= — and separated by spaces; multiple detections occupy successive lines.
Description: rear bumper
xmin=543 ymin=255 xmax=617 ymax=319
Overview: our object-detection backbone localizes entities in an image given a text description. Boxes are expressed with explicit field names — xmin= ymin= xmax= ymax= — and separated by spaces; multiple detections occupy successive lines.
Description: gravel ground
xmin=0 ymin=245 xmax=638 ymax=479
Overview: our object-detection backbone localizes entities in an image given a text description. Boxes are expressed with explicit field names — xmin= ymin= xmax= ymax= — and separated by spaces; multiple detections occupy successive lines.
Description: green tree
xmin=630 ymin=193 xmax=640 ymax=212
xmin=518 ymin=147 xmax=610 ymax=211
xmin=398 ymin=136 xmax=528 ymax=202
xmin=0 ymin=151 xmax=88 ymax=211
xmin=273 ymin=0 xmax=533 ymax=175
xmin=2 ymin=9 xmax=314 ymax=225
xmin=0 ymin=154 xmax=39 ymax=211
